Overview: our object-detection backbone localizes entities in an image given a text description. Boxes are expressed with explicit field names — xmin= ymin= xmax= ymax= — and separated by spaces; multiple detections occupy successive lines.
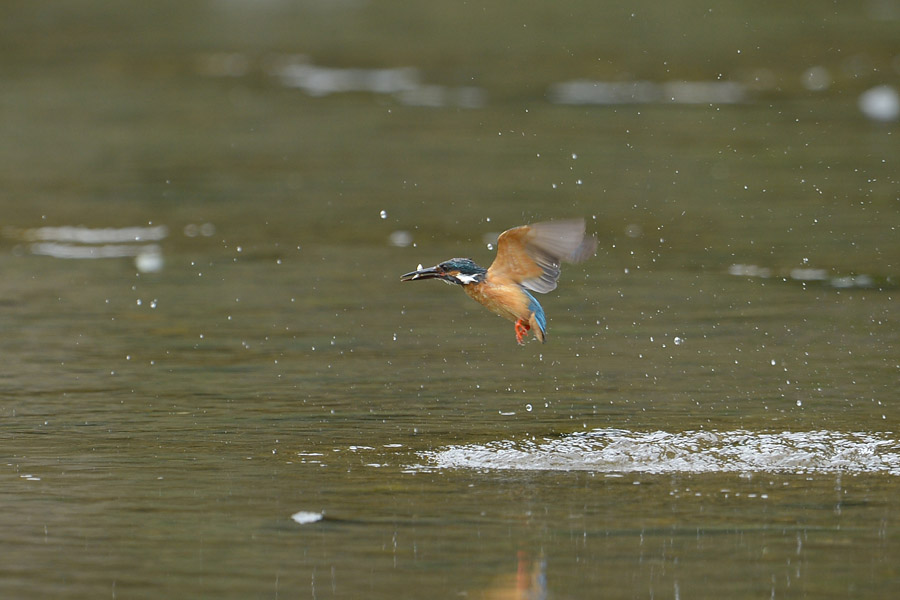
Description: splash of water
xmin=418 ymin=429 xmax=900 ymax=475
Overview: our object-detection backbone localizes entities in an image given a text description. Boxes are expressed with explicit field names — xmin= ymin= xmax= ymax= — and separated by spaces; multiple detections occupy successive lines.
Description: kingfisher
xmin=400 ymin=219 xmax=597 ymax=345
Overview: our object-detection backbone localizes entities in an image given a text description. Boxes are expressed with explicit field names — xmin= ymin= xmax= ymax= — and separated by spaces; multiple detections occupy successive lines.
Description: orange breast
xmin=464 ymin=281 xmax=531 ymax=323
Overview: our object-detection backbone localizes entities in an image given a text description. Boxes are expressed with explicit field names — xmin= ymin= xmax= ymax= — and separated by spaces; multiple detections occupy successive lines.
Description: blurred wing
xmin=487 ymin=225 xmax=545 ymax=284
xmin=488 ymin=219 xmax=597 ymax=293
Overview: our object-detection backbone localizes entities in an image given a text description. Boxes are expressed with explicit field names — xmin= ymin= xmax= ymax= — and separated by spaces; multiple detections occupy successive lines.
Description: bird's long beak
xmin=400 ymin=264 xmax=441 ymax=281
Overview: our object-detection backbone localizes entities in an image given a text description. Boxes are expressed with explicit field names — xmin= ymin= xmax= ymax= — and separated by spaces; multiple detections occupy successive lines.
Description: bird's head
xmin=400 ymin=258 xmax=487 ymax=285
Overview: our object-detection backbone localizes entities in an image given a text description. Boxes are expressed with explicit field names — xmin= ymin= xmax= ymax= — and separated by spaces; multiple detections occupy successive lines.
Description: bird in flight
xmin=401 ymin=219 xmax=596 ymax=344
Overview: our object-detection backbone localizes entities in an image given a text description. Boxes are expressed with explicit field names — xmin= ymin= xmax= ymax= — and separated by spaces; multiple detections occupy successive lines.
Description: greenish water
xmin=1 ymin=1 xmax=898 ymax=598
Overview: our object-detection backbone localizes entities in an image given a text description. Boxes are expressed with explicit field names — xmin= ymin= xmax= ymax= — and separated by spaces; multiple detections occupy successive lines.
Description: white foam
xmin=17 ymin=225 xmax=168 ymax=243
xmin=548 ymin=80 xmax=746 ymax=105
xmin=418 ymin=429 xmax=900 ymax=475
xmin=290 ymin=511 xmax=324 ymax=525
xmin=30 ymin=242 xmax=162 ymax=260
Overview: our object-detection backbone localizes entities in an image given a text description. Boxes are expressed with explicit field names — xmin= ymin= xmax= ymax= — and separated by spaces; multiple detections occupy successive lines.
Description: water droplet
xmin=389 ymin=230 xmax=413 ymax=247
xmin=673 ymin=336 xmax=683 ymax=345
xmin=859 ymin=85 xmax=900 ymax=122
xmin=380 ymin=210 xmax=387 ymax=219
xmin=486 ymin=243 xmax=494 ymax=250
xmin=525 ymin=404 xmax=533 ymax=412
xmin=135 ymin=251 xmax=164 ymax=273
xmin=802 ymin=66 xmax=831 ymax=92
xmin=571 ymin=153 xmax=578 ymax=159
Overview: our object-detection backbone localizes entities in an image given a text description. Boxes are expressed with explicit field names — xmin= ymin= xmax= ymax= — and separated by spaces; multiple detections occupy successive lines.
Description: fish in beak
xmin=400 ymin=263 xmax=442 ymax=281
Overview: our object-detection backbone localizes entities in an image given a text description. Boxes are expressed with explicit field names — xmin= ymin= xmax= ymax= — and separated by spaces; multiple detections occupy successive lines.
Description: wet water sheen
xmin=2 ymin=1 xmax=899 ymax=598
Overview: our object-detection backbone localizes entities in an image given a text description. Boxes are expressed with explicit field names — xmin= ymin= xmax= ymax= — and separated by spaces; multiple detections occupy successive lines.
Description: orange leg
xmin=514 ymin=319 xmax=531 ymax=345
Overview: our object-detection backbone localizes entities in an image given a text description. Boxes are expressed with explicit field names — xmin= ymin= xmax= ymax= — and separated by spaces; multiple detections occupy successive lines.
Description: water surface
xmin=1 ymin=1 xmax=898 ymax=598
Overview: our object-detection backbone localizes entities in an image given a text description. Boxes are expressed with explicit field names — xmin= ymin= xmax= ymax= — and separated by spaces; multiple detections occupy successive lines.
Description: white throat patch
xmin=455 ymin=273 xmax=480 ymax=284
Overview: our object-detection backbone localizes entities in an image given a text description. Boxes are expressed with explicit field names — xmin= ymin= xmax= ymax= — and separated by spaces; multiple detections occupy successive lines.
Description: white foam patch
xmin=291 ymin=511 xmax=324 ymax=525
xmin=418 ymin=429 xmax=900 ymax=475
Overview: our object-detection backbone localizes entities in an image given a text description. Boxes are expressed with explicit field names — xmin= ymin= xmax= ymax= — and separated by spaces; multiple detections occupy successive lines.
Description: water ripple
xmin=418 ymin=429 xmax=900 ymax=475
